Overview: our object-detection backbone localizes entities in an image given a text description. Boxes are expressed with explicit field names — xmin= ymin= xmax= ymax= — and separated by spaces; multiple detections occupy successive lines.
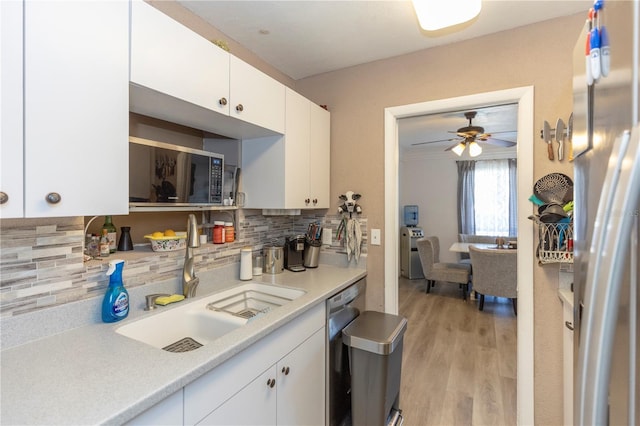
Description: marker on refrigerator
xmin=589 ymin=10 xmax=601 ymax=81
xmin=585 ymin=20 xmax=593 ymax=85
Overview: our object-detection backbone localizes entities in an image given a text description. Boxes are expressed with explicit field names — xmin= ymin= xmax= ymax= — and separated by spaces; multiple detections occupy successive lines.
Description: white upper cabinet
xmin=1 ymin=0 xmax=129 ymax=218
xmin=283 ymin=89 xmax=312 ymax=208
xmin=129 ymin=0 xmax=284 ymax=139
xmin=130 ymin=0 xmax=230 ymax=115
xmin=229 ymin=56 xmax=285 ymax=134
xmin=0 ymin=0 xmax=24 ymax=218
xmin=308 ymin=102 xmax=330 ymax=208
xmin=241 ymin=89 xmax=330 ymax=209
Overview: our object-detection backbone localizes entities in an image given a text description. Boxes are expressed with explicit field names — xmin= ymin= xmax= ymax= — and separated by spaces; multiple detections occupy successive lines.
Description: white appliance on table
xmin=400 ymin=226 xmax=424 ymax=279
xmin=572 ymin=1 xmax=639 ymax=424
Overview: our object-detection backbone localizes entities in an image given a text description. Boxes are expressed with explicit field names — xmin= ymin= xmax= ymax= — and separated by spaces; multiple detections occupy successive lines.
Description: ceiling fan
xmin=411 ymin=111 xmax=517 ymax=157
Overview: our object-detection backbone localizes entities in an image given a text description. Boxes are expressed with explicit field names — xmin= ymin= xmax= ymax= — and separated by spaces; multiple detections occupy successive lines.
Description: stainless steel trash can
xmin=342 ymin=310 xmax=408 ymax=426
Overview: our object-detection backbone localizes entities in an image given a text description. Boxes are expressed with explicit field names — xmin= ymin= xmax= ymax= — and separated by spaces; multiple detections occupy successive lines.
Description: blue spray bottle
xmin=102 ymin=259 xmax=129 ymax=323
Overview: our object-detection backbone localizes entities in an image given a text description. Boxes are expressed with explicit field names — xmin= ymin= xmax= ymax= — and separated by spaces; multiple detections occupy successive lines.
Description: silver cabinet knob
xmin=235 ymin=104 xmax=244 ymax=112
xmin=266 ymin=378 xmax=275 ymax=388
xmin=305 ymin=198 xmax=310 ymax=205
xmin=45 ymin=192 xmax=61 ymax=204
xmin=281 ymin=366 xmax=290 ymax=375
xmin=219 ymin=97 xmax=227 ymax=106
xmin=312 ymin=198 xmax=318 ymax=205
xmin=0 ymin=192 xmax=8 ymax=205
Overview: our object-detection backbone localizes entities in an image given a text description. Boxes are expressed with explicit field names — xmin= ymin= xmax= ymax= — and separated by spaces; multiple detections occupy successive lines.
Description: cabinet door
xmin=199 ymin=366 xmax=277 ymax=426
xmin=284 ymin=89 xmax=311 ymax=209
xmin=277 ymin=327 xmax=326 ymax=426
xmin=230 ymin=56 xmax=285 ymax=134
xmin=24 ymin=0 xmax=128 ymax=217
xmin=0 ymin=0 xmax=24 ymax=218
xmin=308 ymin=103 xmax=330 ymax=209
xmin=130 ymin=0 xmax=230 ymax=115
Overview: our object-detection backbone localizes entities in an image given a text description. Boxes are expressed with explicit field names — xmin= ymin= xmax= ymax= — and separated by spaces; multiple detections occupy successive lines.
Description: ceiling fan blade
xmin=482 ymin=137 xmax=517 ymax=147
xmin=411 ymin=137 xmax=458 ymax=146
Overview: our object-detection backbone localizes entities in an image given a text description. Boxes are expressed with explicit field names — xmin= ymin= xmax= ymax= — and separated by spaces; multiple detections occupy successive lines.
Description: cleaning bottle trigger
xmin=107 ymin=261 xmax=117 ymax=276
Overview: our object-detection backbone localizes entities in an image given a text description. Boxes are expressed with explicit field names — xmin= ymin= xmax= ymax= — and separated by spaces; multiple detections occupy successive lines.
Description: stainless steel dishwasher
xmin=327 ymin=278 xmax=366 ymax=426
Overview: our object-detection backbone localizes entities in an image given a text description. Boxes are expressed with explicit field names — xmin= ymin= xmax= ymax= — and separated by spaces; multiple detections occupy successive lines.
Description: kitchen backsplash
xmin=0 ymin=211 xmax=367 ymax=318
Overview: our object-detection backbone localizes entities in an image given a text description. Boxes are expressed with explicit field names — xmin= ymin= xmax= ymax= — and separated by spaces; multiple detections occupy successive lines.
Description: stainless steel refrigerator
xmin=572 ymin=1 xmax=639 ymax=425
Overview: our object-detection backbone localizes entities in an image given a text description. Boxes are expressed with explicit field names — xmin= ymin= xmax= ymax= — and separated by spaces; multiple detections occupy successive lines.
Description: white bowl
xmin=144 ymin=232 xmax=187 ymax=252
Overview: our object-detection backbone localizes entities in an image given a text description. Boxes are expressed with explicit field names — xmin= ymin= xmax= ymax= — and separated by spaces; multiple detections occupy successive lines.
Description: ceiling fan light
xmin=469 ymin=141 xmax=482 ymax=157
xmin=412 ymin=0 xmax=482 ymax=31
xmin=452 ymin=142 xmax=466 ymax=156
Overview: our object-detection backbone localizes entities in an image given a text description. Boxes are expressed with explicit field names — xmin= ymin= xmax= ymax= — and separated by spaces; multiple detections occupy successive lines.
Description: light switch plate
xmin=322 ymin=228 xmax=332 ymax=245
xmin=371 ymin=229 xmax=381 ymax=245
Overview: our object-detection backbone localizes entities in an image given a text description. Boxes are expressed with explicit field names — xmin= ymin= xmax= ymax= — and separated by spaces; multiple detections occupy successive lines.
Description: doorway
xmin=383 ymin=87 xmax=535 ymax=425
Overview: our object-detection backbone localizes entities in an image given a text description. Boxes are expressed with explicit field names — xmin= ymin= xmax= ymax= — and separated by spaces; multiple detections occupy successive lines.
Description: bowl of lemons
xmin=144 ymin=229 xmax=187 ymax=252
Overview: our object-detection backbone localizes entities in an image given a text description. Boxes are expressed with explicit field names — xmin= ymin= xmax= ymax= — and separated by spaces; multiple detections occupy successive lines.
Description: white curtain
xmin=473 ymin=159 xmax=512 ymax=236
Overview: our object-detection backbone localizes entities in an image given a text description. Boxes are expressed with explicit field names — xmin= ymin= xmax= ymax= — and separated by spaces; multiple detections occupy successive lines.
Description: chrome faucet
xmin=182 ymin=214 xmax=200 ymax=298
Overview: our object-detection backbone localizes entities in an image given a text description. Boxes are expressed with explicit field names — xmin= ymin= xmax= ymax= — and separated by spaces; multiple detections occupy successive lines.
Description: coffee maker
xmin=284 ymin=235 xmax=306 ymax=272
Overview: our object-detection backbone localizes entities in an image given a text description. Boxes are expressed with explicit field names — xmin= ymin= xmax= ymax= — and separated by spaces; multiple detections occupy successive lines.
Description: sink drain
xmin=163 ymin=337 xmax=203 ymax=353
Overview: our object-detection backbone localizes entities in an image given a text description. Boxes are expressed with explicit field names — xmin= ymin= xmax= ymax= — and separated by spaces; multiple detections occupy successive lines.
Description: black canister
xmin=117 ymin=226 xmax=134 ymax=251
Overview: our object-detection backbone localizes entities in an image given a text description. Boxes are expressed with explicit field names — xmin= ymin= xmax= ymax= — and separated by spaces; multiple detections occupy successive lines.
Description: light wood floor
xmin=398 ymin=277 xmax=517 ymax=426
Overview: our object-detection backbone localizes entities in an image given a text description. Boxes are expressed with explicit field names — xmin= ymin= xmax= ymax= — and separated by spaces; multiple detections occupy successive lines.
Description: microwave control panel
xmin=210 ymin=157 xmax=223 ymax=204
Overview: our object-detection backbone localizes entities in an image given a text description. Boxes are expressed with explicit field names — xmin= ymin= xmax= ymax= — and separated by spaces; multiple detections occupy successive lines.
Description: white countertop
xmin=1 ymin=265 xmax=366 ymax=425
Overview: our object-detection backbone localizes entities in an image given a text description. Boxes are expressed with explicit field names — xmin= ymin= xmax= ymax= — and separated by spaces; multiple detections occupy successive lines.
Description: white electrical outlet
xmin=371 ymin=229 xmax=381 ymax=245
xmin=322 ymin=228 xmax=332 ymax=245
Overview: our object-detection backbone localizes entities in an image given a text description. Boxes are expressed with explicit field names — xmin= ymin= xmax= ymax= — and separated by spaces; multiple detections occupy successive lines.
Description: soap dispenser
xmin=101 ymin=259 xmax=129 ymax=322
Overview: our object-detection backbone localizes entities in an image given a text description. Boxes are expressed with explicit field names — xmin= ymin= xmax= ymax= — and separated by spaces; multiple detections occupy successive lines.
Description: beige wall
xmin=295 ymin=15 xmax=581 ymax=425
xmin=144 ymin=3 xmax=582 ymax=423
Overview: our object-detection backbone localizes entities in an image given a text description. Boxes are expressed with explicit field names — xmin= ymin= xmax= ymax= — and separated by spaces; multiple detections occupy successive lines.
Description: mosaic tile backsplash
xmin=0 ymin=212 xmax=367 ymax=317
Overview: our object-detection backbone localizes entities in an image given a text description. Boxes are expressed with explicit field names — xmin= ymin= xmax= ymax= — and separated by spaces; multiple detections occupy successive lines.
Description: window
xmin=457 ymin=158 xmax=517 ymax=237
xmin=473 ymin=159 xmax=513 ymax=236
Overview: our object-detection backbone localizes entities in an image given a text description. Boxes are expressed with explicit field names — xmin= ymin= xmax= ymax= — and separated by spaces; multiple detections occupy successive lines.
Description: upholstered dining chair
xmin=416 ymin=236 xmax=472 ymax=300
xmin=468 ymin=246 xmax=518 ymax=315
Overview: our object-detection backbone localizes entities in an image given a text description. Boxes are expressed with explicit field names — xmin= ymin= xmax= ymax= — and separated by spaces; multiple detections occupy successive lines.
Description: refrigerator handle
xmin=576 ymin=126 xmax=640 ymax=426
xmin=630 ymin=215 xmax=637 ymax=424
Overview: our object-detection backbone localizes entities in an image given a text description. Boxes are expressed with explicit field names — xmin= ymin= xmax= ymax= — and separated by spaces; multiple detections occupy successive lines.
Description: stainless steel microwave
xmin=129 ymin=137 xmax=224 ymax=206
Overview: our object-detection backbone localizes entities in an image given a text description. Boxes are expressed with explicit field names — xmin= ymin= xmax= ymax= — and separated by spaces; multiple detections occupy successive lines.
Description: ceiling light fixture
xmin=468 ymin=141 xmax=483 ymax=157
xmin=411 ymin=0 xmax=482 ymax=31
xmin=451 ymin=142 xmax=466 ymax=156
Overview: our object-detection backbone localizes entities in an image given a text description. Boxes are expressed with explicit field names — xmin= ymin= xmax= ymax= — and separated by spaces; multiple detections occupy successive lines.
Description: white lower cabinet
xmin=198 ymin=328 xmax=325 ymax=426
xmin=198 ymin=366 xmax=277 ymax=426
xmin=276 ymin=328 xmax=325 ymax=425
xmin=184 ymin=303 xmax=326 ymax=426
